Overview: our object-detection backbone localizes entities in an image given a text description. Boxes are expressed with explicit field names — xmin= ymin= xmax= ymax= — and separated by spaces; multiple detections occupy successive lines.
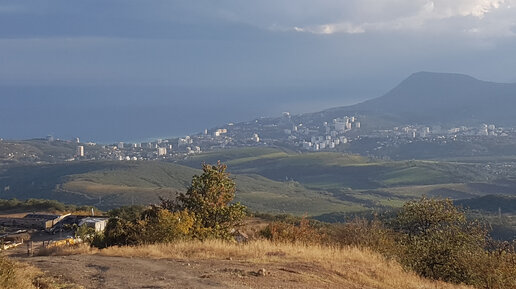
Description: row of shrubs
xmin=0 ymin=198 xmax=95 ymax=213
xmin=260 ymin=198 xmax=516 ymax=289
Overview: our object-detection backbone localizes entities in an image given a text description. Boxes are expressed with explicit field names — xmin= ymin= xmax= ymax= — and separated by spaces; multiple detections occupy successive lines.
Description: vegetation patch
xmin=0 ymin=255 xmax=79 ymax=289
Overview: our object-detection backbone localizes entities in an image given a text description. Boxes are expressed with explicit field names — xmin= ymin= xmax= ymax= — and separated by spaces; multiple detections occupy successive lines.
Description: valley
xmin=0 ymin=147 xmax=514 ymax=218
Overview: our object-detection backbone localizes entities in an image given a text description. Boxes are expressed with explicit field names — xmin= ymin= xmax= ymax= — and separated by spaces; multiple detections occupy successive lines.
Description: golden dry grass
xmin=40 ymin=240 xmax=472 ymax=289
xmin=0 ymin=257 xmax=82 ymax=289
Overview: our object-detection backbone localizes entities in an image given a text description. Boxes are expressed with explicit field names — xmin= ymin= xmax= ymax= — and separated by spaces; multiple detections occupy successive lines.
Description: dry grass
xmin=0 ymin=256 xmax=82 ymax=289
xmin=40 ymin=240 xmax=472 ymax=289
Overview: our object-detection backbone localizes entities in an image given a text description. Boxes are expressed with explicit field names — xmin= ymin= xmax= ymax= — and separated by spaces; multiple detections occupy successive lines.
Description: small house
xmin=78 ymin=217 xmax=108 ymax=232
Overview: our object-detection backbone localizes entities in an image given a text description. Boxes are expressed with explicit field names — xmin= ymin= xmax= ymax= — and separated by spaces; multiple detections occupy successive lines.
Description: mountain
xmin=322 ymin=72 xmax=516 ymax=126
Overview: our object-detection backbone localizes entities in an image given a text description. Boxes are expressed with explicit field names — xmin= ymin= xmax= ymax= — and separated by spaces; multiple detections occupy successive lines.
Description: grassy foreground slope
xmin=38 ymin=240 xmax=471 ymax=289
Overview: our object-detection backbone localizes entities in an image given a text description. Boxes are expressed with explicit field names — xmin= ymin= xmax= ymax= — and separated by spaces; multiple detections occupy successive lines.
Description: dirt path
xmin=8 ymin=248 xmax=339 ymax=289
xmin=27 ymin=255 xmax=229 ymax=289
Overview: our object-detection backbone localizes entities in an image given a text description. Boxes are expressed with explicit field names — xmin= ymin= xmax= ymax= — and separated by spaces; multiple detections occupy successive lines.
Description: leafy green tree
xmin=394 ymin=197 xmax=487 ymax=284
xmin=163 ymin=162 xmax=247 ymax=240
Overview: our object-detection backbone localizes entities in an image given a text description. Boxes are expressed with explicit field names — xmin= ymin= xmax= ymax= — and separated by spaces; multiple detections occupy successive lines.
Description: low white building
xmin=78 ymin=217 xmax=108 ymax=232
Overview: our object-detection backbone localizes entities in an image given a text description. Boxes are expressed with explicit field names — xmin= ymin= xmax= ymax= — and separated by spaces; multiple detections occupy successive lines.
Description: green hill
xmin=0 ymin=139 xmax=103 ymax=164
xmin=0 ymin=148 xmax=511 ymax=215
xmin=180 ymin=148 xmax=512 ymax=211
xmin=181 ymin=148 xmax=485 ymax=189
xmin=455 ymin=195 xmax=516 ymax=213
xmin=0 ymin=160 xmax=360 ymax=214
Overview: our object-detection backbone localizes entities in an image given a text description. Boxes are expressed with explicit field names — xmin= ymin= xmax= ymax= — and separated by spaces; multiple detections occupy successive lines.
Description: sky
xmin=1 ymin=0 xmax=516 ymax=142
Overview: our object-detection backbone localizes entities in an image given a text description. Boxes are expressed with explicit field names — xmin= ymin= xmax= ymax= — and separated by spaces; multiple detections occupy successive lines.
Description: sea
xmin=0 ymin=85 xmax=369 ymax=144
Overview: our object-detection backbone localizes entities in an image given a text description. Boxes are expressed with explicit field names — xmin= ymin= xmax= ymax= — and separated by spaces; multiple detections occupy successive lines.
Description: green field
xmin=182 ymin=148 xmax=487 ymax=189
xmin=0 ymin=147 xmax=513 ymax=215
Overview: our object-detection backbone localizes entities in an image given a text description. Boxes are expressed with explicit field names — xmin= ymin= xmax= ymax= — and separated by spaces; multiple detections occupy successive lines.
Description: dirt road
xmin=8 ymin=248 xmax=337 ymax=289
xmin=28 ymin=255 xmax=231 ymax=289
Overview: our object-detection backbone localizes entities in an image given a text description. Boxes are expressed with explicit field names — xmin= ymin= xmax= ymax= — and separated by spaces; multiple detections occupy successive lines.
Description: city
xmin=3 ymin=110 xmax=515 ymax=165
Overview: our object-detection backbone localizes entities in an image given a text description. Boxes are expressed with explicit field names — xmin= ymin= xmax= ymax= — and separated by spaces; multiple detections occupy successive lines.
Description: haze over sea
xmin=2 ymin=1 xmax=516 ymax=144
xmin=0 ymin=85 xmax=368 ymax=144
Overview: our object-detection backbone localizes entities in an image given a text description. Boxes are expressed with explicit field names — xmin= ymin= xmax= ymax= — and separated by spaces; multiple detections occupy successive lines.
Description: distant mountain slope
xmin=455 ymin=194 xmax=516 ymax=213
xmin=0 ymin=139 xmax=77 ymax=164
xmin=322 ymin=72 xmax=516 ymax=126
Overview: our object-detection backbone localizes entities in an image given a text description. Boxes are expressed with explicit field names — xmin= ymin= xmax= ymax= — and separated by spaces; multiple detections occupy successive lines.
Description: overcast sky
xmin=1 ymin=0 xmax=516 ymax=141
xmin=2 ymin=0 xmax=516 ymax=85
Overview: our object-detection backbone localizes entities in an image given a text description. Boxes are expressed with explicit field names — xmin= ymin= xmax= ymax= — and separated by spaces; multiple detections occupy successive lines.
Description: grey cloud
xmin=290 ymin=0 xmax=515 ymax=35
xmin=0 ymin=0 xmax=514 ymax=88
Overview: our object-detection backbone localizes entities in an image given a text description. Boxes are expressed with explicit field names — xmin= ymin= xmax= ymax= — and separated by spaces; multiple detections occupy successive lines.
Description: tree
xmin=99 ymin=162 xmax=246 ymax=246
xmin=394 ymin=197 xmax=487 ymax=284
xmin=102 ymin=217 xmax=145 ymax=247
xmin=163 ymin=162 xmax=247 ymax=240
xmin=140 ymin=207 xmax=194 ymax=243
xmin=108 ymin=205 xmax=148 ymax=222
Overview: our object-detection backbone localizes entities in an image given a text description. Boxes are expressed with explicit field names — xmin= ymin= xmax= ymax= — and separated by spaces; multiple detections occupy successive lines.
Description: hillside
xmin=1 ymin=148 xmax=514 ymax=215
xmin=181 ymin=148 xmax=501 ymax=204
xmin=455 ymin=194 xmax=516 ymax=213
xmin=181 ymin=148 xmax=484 ymax=188
xmin=0 ymin=160 xmax=355 ymax=215
xmin=0 ymin=139 xmax=77 ymax=164
xmin=0 ymin=161 xmax=194 ymax=209
xmin=318 ymin=72 xmax=516 ymax=127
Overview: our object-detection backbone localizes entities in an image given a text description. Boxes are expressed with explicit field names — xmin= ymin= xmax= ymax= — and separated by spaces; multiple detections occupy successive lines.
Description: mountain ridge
xmin=318 ymin=71 xmax=516 ymax=127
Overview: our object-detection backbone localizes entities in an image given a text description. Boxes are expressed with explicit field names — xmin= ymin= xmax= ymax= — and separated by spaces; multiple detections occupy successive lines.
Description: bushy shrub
xmin=74 ymin=224 xmax=97 ymax=243
xmin=261 ymin=217 xmax=327 ymax=244
xmin=102 ymin=217 xmax=144 ymax=247
xmin=330 ymin=218 xmax=399 ymax=257
xmin=319 ymin=198 xmax=516 ymax=289
xmin=471 ymin=240 xmax=516 ymax=289
xmin=393 ymin=198 xmax=487 ymax=284
xmin=140 ymin=208 xmax=195 ymax=243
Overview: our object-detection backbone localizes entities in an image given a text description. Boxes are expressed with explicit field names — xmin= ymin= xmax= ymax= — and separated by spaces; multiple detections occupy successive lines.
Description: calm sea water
xmin=0 ymin=85 xmax=368 ymax=144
